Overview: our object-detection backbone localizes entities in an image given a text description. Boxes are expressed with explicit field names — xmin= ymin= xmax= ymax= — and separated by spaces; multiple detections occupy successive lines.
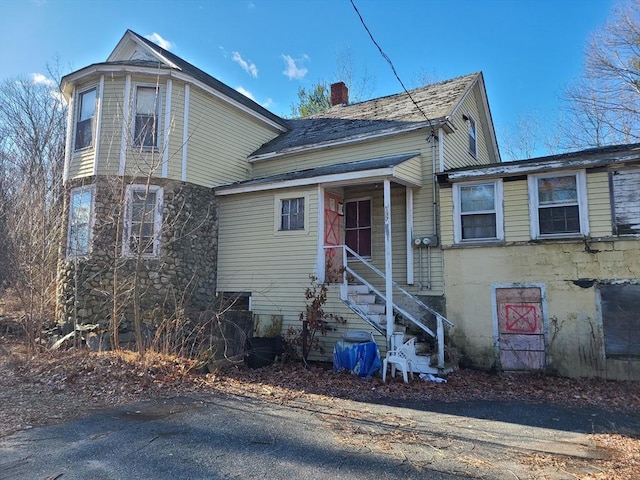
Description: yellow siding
xmin=167 ymin=83 xmax=186 ymax=180
xmin=587 ymin=172 xmax=613 ymax=237
xmin=439 ymin=187 xmax=454 ymax=246
xmin=68 ymin=79 xmax=99 ymax=179
xmin=217 ymin=187 xmax=319 ymax=342
xmin=186 ymin=88 xmax=279 ymax=187
xmin=252 ymin=131 xmax=430 ymax=178
xmin=444 ymin=85 xmax=491 ymax=170
xmin=394 ymin=154 xmax=423 ymax=186
xmin=503 ymin=179 xmax=530 ymax=242
xmin=97 ymin=76 xmax=126 ymax=176
xmin=122 ymin=75 xmax=168 ymax=178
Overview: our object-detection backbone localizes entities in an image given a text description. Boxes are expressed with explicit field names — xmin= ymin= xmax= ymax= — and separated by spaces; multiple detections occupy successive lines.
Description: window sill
xmin=532 ymin=233 xmax=585 ymax=242
xmin=453 ymin=239 xmax=505 ymax=248
xmin=73 ymin=146 xmax=94 ymax=154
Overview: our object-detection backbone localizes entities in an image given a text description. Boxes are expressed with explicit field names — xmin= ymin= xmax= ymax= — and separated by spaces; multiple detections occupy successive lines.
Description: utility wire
xmin=349 ymin=0 xmax=436 ymax=137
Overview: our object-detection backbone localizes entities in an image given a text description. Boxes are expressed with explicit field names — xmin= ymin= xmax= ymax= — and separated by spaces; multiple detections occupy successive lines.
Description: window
xmin=123 ymin=185 xmax=163 ymax=257
xmin=454 ymin=181 xmax=503 ymax=242
xmin=467 ymin=115 xmax=477 ymax=157
xmin=133 ymin=86 xmax=160 ymax=148
xmin=67 ymin=186 xmax=95 ymax=257
xmin=529 ymin=171 xmax=588 ymax=238
xmin=74 ymin=88 xmax=96 ymax=150
xmin=345 ymin=199 xmax=371 ymax=257
xmin=280 ymin=197 xmax=305 ymax=231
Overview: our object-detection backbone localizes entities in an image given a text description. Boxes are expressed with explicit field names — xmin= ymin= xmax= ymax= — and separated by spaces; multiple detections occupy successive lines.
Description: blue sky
xmin=0 ymin=0 xmax=616 ymax=157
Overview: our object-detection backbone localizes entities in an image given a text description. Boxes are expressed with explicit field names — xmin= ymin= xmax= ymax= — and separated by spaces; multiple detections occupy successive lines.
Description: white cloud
xmin=232 ymin=52 xmax=258 ymax=78
xmin=145 ymin=32 xmax=173 ymax=51
xmin=236 ymin=86 xmax=255 ymax=101
xmin=261 ymin=98 xmax=274 ymax=108
xmin=31 ymin=73 xmax=55 ymax=87
xmin=281 ymin=54 xmax=308 ymax=80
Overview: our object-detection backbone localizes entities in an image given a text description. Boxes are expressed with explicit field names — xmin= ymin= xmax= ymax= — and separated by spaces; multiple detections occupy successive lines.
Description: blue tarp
xmin=333 ymin=340 xmax=382 ymax=377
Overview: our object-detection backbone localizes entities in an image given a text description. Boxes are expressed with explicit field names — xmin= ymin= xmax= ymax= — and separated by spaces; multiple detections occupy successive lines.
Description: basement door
xmin=495 ymin=286 xmax=545 ymax=370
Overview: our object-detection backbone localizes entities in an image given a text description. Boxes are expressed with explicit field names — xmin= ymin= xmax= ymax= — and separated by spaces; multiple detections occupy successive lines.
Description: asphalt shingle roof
xmin=249 ymin=73 xmax=479 ymax=158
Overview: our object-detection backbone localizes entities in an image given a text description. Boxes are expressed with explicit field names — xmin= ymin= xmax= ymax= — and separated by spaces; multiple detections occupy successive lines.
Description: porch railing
xmin=324 ymin=245 xmax=453 ymax=368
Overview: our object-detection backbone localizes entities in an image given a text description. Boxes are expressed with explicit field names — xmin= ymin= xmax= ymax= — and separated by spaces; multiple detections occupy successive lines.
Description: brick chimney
xmin=330 ymin=82 xmax=349 ymax=106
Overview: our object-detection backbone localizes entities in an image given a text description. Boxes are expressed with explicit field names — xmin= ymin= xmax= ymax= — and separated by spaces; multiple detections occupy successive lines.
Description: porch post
xmin=384 ymin=179 xmax=394 ymax=347
xmin=317 ymin=186 xmax=326 ymax=283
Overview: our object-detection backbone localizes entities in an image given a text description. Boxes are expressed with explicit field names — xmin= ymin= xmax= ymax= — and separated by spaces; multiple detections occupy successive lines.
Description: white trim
xmin=453 ymin=179 xmax=504 ymax=244
xmin=317 ymin=186 xmax=325 ymax=282
xmin=66 ymin=184 xmax=96 ymax=258
xmin=119 ymin=75 xmax=131 ymax=175
xmin=63 ymin=86 xmax=75 ymax=182
xmin=181 ymin=84 xmax=190 ymax=182
xmin=63 ymin=65 xmax=287 ymax=132
xmin=92 ymin=75 xmax=104 ymax=175
xmin=131 ymin=82 xmax=163 ymax=152
xmin=273 ymin=192 xmax=310 ymax=234
xmin=438 ymin=127 xmax=445 ymax=172
xmin=162 ymin=79 xmax=172 ymax=178
xmin=216 ymin=166 xmax=420 ymax=196
xmin=383 ymin=179 xmax=394 ymax=343
xmin=406 ymin=187 xmax=414 ymax=285
xmin=122 ymin=184 xmax=164 ymax=258
xmin=528 ymin=170 xmax=589 ymax=239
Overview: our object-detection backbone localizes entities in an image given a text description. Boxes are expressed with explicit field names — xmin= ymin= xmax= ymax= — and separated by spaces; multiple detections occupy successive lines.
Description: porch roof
xmin=215 ymin=152 xmax=421 ymax=195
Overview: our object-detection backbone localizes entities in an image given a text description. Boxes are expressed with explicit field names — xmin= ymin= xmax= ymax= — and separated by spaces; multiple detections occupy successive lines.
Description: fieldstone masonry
xmin=56 ymin=176 xmax=219 ymax=347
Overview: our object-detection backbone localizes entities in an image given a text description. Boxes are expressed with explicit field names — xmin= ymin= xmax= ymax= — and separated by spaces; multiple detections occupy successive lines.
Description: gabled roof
xmin=438 ymin=143 xmax=640 ymax=183
xmin=248 ymin=73 xmax=482 ymax=161
xmin=61 ymin=30 xmax=288 ymax=131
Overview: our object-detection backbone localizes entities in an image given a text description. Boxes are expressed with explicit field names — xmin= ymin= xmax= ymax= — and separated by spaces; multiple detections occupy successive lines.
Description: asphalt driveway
xmin=0 ymin=393 xmax=637 ymax=480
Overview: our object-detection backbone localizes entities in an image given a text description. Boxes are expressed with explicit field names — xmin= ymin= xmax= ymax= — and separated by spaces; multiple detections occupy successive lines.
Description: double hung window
xmin=133 ymin=86 xmax=160 ymax=148
xmin=280 ymin=197 xmax=305 ymax=231
xmin=123 ymin=185 xmax=163 ymax=257
xmin=453 ymin=181 xmax=503 ymax=243
xmin=67 ymin=186 xmax=95 ymax=257
xmin=75 ymin=87 xmax=96 ymax=150
xmin=529 ymin=172 xmax=587 ymax=238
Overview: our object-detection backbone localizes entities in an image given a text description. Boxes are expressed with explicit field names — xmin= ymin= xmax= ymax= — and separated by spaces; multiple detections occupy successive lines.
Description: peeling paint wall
xmin=444 ymin=239 xmax=640 ymax=380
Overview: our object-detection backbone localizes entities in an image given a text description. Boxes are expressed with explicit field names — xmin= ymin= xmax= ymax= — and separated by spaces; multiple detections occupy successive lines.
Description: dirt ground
xmin=1 ymin=336 xmax=639 ymax=479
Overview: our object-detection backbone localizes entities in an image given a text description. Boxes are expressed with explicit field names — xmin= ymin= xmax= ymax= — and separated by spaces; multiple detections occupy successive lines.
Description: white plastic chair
xmin=382 ymin=337 xmax=416 ymax=383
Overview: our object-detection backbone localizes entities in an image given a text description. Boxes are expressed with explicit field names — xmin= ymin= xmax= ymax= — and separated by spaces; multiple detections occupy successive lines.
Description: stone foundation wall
xmin=56 ymin=176 xmax=218 ymax=347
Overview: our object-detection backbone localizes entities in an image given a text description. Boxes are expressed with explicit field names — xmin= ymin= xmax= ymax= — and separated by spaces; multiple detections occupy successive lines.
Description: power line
xmin=349 ymin=0 xmax=436 ymax=137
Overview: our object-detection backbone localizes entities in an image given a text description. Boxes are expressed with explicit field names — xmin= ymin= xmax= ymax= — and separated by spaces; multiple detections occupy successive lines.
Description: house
xmin=437 ymin=144 xmax=640 ymax=380
xmin=56 ymin=30 xmax=499 ymax=371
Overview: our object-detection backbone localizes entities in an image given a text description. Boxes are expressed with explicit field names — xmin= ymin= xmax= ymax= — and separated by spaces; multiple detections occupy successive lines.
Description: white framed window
xmin=345 ymin=198 xmax=372 ymax=257
xmin=67 ymin=185 xmax=95 ymax=257
xmin=123 ymin=185 xmax=163 ymax=257
xmin=274 ymin=193 xmax=309 ymax=233
xmin=464 ymin=114 xmax=477 ymax=158
xmin=528 ymin=171 xmax=588 ymax=239
xmin=74 ymin=87 xmax=97 ymax=151
xmin=133 ymin=85 xmax=161 ymax=148
xmin=453 ymin=180 xmax=503 ymax=243
xmin=280 ymin=197 xmax=305 ymax=230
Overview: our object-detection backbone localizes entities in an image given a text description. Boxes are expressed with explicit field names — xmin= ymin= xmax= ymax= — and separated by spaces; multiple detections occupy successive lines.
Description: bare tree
xmin=561 ymin=0 xmax=640 ymax=148
xmin=0 ymin=70 xmax=67 ymax=349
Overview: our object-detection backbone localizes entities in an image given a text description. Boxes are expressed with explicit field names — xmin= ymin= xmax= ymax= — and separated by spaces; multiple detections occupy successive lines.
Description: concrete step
xmin=349 ymin=293 xmax=376 ymax=304
xmin=347 ymin=284 xmax=369 ymax=295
